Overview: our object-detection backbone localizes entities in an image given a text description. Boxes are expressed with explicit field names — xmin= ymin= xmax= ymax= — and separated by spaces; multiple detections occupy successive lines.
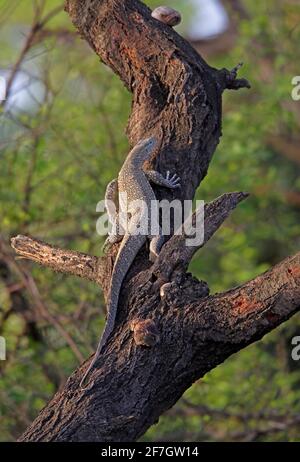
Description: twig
xmin=11 ymin=235 xmax=106 ymax=286
xmin=1 ymin=236 xmax=84 ymax=363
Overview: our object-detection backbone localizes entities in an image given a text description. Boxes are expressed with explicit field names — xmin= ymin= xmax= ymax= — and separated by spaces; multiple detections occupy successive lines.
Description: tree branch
xmin=19 ymin=251 xmax=300 ymax=442
xmin=1 ymin=3 xmax=64 ymax=108
xmin=11 ymin=235 xmax=103 ymax=284
xmin=152 ymin=191 xmax=249 ymax=280
xmin=11 ymin=0 xmax=299 ymax=442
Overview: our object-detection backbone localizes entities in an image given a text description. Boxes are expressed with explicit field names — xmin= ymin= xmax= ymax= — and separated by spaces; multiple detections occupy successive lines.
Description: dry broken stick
xmin=11 ymin=235 xmax=103 ymax=284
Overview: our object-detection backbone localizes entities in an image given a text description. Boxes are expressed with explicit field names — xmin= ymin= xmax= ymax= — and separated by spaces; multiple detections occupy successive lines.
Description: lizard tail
xmin=80 ymin=234 xmax=146 ymax=389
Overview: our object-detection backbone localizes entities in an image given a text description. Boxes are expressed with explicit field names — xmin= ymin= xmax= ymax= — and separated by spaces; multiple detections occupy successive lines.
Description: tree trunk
xmin=11 ymin=0 xmax=300 ymax=442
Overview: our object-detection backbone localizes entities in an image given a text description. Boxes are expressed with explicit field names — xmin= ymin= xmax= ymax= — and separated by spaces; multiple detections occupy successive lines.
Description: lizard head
xmin=130 ymin=137 xmax=158 ymax=164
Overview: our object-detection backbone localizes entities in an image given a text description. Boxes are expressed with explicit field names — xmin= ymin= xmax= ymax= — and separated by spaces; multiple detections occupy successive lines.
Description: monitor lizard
xmin=80 ymin=137 xmax=181 ymax=388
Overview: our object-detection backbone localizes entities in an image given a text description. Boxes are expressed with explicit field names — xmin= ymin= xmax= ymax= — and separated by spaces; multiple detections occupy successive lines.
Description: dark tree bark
xmin=11 ymin=0 xmax=300 ymax=442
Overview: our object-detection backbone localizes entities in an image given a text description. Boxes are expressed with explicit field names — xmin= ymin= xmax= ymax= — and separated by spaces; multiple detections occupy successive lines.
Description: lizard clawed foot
xmin=165 ymin=171 xmax=181 ymax=189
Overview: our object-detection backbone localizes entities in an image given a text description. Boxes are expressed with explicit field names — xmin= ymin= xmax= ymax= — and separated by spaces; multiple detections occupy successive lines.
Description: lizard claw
xmin=165 ymin=172 xmax=181 ymax=189
xmin=102 ymin=234 xmax=123 ymax=252
xmin=102 ymin=237 xmax=113 ymax=253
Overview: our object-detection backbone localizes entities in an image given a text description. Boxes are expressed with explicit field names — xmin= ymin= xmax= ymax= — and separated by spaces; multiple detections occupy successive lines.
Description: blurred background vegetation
xmin=0 ymin=0 xmax=300 ymax=442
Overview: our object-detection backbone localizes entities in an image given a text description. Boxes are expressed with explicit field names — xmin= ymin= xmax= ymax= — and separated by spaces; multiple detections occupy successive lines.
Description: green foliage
xmin=0 ymin=0 xmax=300 ymax=442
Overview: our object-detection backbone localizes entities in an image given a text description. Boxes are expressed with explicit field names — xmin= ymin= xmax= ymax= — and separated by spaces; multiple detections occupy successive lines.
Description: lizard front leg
xmin=145 ymin=170 xmax=181 ymax=189
xmin=103 ymin=179 xmax=124 ymax=251
xmin=105 ymin=179 xmax=118 ymax=225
